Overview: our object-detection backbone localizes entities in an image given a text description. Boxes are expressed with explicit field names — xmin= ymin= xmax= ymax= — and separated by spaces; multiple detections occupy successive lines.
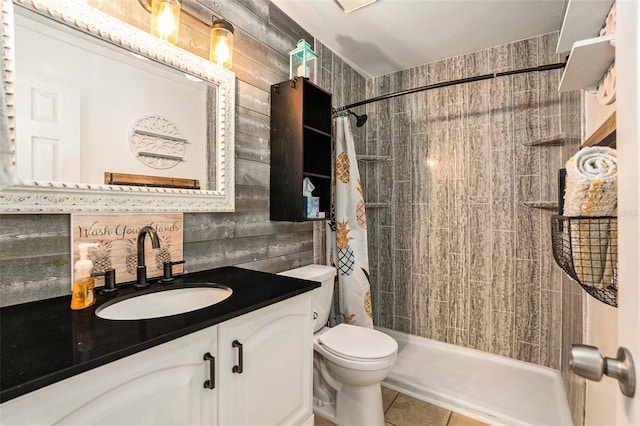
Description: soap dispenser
xmin=71 ymin=243 xmax=98 ymax=310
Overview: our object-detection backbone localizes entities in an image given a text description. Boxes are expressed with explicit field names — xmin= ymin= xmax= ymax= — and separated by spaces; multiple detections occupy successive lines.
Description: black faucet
xmin=135 ymin=226 xmax=160 ymax=289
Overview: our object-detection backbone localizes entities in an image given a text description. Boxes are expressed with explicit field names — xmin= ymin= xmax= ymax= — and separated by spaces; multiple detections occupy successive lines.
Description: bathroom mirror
xmin=0 ymin=0 xmax=235 ymax=212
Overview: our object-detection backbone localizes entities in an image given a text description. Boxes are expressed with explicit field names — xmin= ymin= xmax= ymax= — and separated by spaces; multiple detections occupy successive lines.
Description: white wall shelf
xmin=558 ymin=34 xmax=615 ymax=93
xmin=557 ymin=0 xmax=614 ymax=53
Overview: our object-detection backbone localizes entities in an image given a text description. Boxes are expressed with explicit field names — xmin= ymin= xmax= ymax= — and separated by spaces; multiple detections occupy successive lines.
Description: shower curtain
xmin=326 ymin=116 xmax=373 ymax=329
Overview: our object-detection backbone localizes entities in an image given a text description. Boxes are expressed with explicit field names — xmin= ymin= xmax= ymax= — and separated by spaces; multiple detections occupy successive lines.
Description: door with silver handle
xmin=571 ymin=344 xmax=636 ymax=397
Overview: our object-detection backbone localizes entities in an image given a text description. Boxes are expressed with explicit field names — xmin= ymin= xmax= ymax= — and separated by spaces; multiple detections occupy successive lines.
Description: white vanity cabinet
xmin=217 ymin=292 xmax=314 ymax=426
xmin=0 ymin=325 xmax=218 ymax=425
xmin=0 ymin=292 xmax=313 ymax=426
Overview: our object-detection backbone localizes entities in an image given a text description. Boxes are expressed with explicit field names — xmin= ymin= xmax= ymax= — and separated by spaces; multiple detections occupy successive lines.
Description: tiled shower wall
xmin=361 ymin=30 xmax=584 ymax=406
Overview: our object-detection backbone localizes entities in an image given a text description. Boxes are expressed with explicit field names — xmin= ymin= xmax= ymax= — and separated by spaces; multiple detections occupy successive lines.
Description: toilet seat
xmin=314 ymin=324 xmax=397 ymax=371
xmin=318 ymin=324 xmax=397 ymax=360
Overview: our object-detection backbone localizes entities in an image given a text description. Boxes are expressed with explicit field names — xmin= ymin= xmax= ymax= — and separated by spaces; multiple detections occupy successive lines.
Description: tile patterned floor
xmin=314 ymin=387 xmax=489 ymax=426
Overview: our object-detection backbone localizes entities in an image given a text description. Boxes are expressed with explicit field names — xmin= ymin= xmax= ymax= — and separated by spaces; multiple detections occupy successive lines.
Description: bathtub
xmin=379 ymin=328 xmax=573 ymax=426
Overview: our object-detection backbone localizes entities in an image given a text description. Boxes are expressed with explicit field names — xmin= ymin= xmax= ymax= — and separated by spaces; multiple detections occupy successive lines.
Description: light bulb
xmin=157 ymin=5 xmax=176 ymax=36
xmin=150 ymin=0 xmax=180 ymax=44
xmin=215 ymin=40 xmax=230 ymax=64
xmin=210 ymin=19 xmax=234 ymax=69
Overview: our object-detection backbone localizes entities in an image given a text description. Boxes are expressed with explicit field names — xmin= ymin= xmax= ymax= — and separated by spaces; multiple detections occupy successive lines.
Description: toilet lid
xmin=317 ymin=324 xmax=397 ymax=360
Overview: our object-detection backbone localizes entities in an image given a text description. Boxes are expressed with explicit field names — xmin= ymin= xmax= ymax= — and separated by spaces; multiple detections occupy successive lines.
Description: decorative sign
xmin=129 ymin=115 xmax=187 ymax=169
xmin=71 ymin=213 xmax=184 ymax=287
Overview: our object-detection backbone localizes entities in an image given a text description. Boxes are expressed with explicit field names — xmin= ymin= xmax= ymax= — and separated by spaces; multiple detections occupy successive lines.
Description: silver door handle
xmin=571 ymin=344 xmax=636 ymax=397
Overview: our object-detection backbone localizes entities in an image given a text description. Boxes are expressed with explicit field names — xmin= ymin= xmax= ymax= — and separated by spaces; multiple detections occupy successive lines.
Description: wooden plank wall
xmin=0 ymin=0 xmax=367 ymax=306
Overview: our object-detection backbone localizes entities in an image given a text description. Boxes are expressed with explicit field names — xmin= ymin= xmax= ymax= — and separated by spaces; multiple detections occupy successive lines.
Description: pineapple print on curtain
xmin=326 ymin=115 xmax=373 ymax=329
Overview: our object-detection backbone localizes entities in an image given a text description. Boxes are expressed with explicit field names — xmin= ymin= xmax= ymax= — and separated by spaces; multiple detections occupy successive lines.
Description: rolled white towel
xmin=564 ymin=146 xmax=617 ymax=216
xmin=563 ymin=146 xmax=617 ymax=288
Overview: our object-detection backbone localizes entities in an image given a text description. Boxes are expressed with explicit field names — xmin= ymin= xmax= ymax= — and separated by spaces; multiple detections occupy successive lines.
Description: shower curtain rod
xmin=333 ymin=62 xmax=566 ymax=112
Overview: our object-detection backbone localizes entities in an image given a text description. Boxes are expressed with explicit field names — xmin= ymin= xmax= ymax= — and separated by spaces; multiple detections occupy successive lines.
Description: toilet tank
xmin=278 ymin=264 xmax=336 ymax=333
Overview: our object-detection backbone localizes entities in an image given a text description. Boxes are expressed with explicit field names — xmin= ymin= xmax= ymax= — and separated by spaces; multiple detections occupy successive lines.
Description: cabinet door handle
xmin=203 ymin=352 xmax=215 ymax=389
xmin=232 ymin=340 xmax=243 ymax=374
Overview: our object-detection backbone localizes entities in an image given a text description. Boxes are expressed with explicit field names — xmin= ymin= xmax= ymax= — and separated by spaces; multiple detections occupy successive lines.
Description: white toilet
xmin=279 ymin=265 xmax=398 ymax=426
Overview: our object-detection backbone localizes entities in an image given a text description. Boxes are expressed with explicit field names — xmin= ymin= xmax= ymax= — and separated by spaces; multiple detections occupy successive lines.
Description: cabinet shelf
xmin=303 ymin=125 xmax=331 ymax=138
xmin=270 ymin=78 xmax=332 ymax=221
xmin=558 ymin=34 xmax=615 ymax=92
xmin=303 ymin=172 xmax=331 ymax=180
xmin=521 ymin=134 xmax=566 ymax=147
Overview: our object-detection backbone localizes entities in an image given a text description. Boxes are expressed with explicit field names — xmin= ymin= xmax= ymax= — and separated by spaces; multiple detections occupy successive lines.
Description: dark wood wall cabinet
xmin=270 ymin=78 xmax=332 ymax=221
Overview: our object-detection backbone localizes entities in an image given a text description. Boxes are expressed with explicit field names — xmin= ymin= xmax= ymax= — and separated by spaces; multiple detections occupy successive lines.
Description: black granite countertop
xmin=0 ymin=266 xmax=319 ymax=403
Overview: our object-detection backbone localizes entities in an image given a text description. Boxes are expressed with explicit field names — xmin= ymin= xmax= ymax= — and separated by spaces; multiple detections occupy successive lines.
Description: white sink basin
xmin=95 ymin=285 xmax=232 ymax=320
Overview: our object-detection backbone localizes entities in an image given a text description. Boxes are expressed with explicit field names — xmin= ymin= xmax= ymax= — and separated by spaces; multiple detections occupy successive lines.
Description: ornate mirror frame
xmin=0 ymin=0 xmax=235 ymax=212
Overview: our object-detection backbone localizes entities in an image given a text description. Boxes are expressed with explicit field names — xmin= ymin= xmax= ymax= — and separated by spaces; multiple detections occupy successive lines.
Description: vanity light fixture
xmin=210 ymin=19 xmax=234 ymax=69
xmin=289 ymin=39 xmax=317 ymax=81
xmin=138 ymin=0 xmax=152 ymax=12
xmin=149 ymin=0 xmax=181 ymax=45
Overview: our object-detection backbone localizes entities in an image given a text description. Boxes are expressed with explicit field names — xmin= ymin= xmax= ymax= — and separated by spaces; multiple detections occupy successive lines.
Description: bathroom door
xmin=616 ymin=0 xmax=640 ymax=423
xmin=15 ymin=14 xmax=82 ymax=183
xmin=16 ymin=76 xmax=81 ymax=183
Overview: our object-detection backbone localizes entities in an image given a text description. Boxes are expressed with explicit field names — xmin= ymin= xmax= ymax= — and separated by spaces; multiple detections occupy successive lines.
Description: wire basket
xmin=551 ymin=215 xmax=618 ymax=307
